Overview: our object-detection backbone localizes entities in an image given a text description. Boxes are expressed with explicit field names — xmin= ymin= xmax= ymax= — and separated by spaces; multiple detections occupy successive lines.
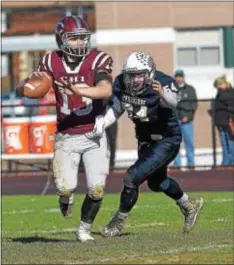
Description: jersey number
xmin=123 ymin=103 xmax=149 ymax=121
xmin=60 ymin=83 xmax=93 ymax=116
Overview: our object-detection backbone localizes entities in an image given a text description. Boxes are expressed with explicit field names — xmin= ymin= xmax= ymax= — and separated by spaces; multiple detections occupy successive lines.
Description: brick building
xmin=2 ymin=1 xmax=234 ymax=159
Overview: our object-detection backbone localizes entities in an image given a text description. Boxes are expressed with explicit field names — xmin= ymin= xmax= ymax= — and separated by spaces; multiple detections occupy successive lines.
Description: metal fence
xmin=1 ymin=98 xmax=234 ymax=174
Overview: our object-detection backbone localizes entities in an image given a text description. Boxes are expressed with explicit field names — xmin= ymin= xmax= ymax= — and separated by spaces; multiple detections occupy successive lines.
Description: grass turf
xmin=1 ymin=192 xmax=234 ymax=264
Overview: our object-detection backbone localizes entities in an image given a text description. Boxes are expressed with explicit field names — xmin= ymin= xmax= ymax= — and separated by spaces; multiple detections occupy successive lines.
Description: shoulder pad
xmin=37 ymin=51 xmax=53 ymax=74
xmin=155 ymin=70 xmax=175 ymax=87
xmin=91 ymin=50 xmax=113 ymax=74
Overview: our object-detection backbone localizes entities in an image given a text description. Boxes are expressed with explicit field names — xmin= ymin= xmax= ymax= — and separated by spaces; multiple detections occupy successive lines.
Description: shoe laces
xmin=107 ymin=212 xmax=124 ymax=229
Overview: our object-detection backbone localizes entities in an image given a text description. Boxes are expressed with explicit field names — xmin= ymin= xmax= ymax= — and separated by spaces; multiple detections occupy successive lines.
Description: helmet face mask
xmin=123 ymin=51 xmax=156 ymax=96
xmin=55 ymin=16 xmax=91 ymax=59
xmin=61 ymin=32 xmax=91 ymax=58
xmin=123 ymin=70 xmax=151 ymax=96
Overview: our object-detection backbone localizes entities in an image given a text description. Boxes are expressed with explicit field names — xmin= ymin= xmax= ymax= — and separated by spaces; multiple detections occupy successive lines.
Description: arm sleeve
xmin=94 ymin=71 xmax=112 ymax=85
xmin=104 ymin=96 xmax=124 ymax=128
xmin=160 ymin=81 xmax=181 ymax=110
xmin=103 ymin=77 xmax=125 ymax=128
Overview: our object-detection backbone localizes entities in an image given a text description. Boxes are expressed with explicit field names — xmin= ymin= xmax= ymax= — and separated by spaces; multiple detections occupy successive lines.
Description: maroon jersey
xmin=38 ymin=49 xmax=113 ymax=134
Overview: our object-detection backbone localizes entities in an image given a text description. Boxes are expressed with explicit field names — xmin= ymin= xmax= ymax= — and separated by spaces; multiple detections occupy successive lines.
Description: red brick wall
xmin=4 ymin=11 xmax=61 ymax=36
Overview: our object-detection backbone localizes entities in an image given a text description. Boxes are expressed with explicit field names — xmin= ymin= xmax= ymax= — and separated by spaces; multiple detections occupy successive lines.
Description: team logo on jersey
xmin=54 ymin=75 xmax=85 ymax=88
xmin=61 ymin=75 xmax=85 ymax=84
xmin=121 ymin=94 xmax=146 ymax=106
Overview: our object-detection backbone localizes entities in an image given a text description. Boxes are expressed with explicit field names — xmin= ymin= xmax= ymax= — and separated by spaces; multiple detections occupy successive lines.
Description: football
xmin=23 ymin=73 xmax=52 ymax=98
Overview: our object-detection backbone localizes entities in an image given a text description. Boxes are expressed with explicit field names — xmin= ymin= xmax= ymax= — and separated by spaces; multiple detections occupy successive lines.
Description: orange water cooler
xmin=3 ymin=117 xmax=30 ymax=154
xmin=30 ymin=115 xmax=57 ymax=154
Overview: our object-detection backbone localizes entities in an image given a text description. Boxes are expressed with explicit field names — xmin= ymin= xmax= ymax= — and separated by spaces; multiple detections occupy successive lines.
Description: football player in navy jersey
xmin=88 ymin=51 xmax=204 ymax=237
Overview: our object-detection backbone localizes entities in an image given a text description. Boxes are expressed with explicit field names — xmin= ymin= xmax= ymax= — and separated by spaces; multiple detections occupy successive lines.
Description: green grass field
xmin=2 ymin=192 xmax=234 ymax=264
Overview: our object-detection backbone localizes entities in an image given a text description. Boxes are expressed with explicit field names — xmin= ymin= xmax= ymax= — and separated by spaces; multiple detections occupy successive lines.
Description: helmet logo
xmin=135 ymin=51 xmax=154 ymax=68
xmin=56 ymin=22 xmax=64 ymax=34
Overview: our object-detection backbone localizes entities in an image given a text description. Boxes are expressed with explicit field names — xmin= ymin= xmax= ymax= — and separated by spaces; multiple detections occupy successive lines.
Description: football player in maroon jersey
xmin=16 ymin=15 xmax=113 ymax=242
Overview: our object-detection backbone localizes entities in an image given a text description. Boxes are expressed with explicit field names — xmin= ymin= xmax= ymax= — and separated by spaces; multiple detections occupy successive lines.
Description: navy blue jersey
xmin=112 ymin=70 xmax=182 ymax=143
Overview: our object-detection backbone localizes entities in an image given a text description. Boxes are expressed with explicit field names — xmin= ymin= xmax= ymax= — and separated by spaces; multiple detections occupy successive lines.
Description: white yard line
xmin=2 ymin=221 xmax=168 ymax=235
xmin=2 ymin=209 xmax=35 ymax=215
xmin=44 ymin=208 xmax=60 ymax=213
xmin=2 ymin=216 xmax=231 ymax=235
xmin=65 ymin=243 xmax=233 ymax=264
xmin=2 ymin=198 xmax=233 ymax=216
xmin=126 ymin=222 xmax=168 ymax=228
xmin=209 ymin=198 xmax=233 ymax=203
xmin=212 ymin=218 xmax=230 ymax=223
xmin=2 ymin=227 xmax=76 ymax=235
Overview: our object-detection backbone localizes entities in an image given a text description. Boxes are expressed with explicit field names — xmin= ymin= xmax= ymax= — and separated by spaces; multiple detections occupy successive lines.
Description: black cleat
xmin=59 ymin=199 xmax=73 ymax=218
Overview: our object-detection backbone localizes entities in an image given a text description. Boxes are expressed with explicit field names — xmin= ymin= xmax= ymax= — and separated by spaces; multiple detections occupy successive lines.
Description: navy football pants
xmin=124 ymin=138 xmax=180 ymax=190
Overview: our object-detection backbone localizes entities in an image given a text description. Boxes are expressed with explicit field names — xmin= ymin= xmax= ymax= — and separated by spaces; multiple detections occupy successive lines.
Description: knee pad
xmin=87 ymin=184 xmax=105 ymax=200
xmin=57 ymin=189 xmax=75 ymax=205
xmin=123 ymin=171 xmax=137 ymax=189
xmin=120 ymin=186 xmax=139 ymax=213
xmin=56 ymin=188 xmax=75 ymax=197
xmin=58 ymin=191 xmax=74 ymax=205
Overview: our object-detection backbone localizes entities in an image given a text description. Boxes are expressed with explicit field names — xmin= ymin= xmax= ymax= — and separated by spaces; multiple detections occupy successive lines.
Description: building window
xmin=176 ymin=29 xmax=222 ymax=67
xmin=178 ymin=48 xmax=197 ymax=66
xmin=200 ymin=47 xmax=220 ymax=66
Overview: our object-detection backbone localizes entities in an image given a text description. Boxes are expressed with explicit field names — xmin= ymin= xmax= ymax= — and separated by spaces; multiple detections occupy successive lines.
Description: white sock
xmin=78 ymin=221 xmax=92 ymax=232
xmin=176 ymin=193 xmax=189 ymax=205
xmin=118 ymin=211 xmax=129 ymax=219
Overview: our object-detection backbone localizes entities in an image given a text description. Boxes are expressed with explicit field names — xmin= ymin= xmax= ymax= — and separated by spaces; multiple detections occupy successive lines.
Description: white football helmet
xmin=122 ymin=51 xmax=156 ymax=95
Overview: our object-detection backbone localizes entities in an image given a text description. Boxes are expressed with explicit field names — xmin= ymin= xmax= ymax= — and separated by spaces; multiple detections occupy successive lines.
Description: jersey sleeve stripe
xmin=42 ymin=54 xmax=48 ymax=71
xmin=47 ymin=52 xmax=53 ymax=73
xmin=91 ymin=51 xmax=105 ymax=70
xmin=97 ymin=54 xmax=110 ymax=68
